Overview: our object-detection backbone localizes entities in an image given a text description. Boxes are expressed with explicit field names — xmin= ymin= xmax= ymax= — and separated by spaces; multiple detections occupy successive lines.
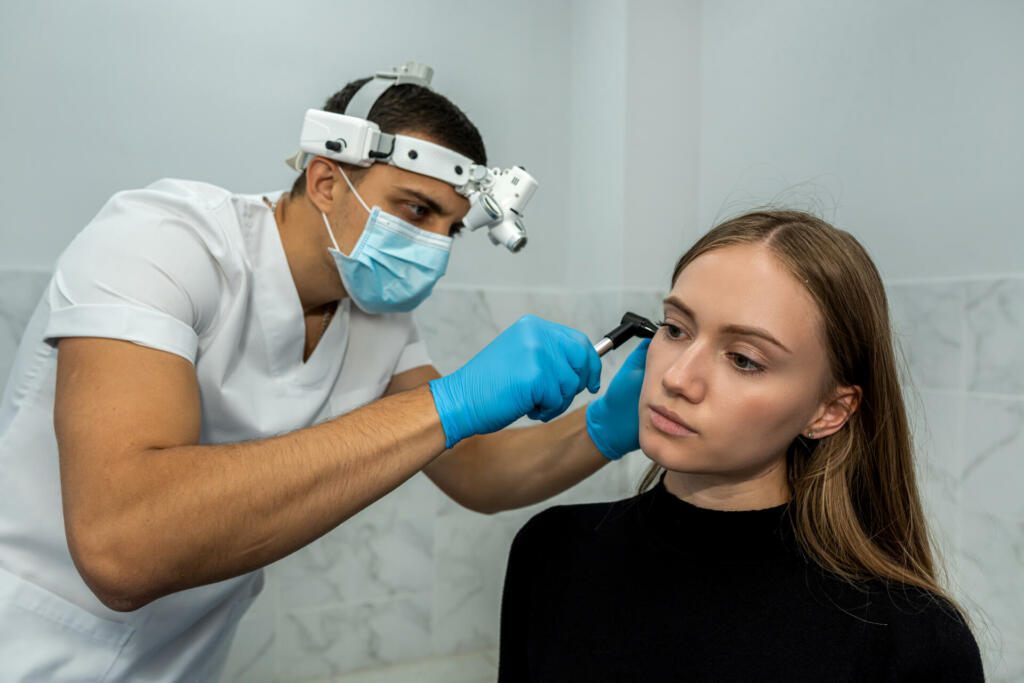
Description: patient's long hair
xmin=639 ymin=210 xmax=959 ymax=612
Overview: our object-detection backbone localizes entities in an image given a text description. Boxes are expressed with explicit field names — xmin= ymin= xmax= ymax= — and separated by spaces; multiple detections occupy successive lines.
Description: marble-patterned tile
xmin=887 ymin=282 xmax=967 ymax=391
xmin=957 ymin=511 xmax=1024 ymax=682
xmin=961 ymin=396 xmax=1024 ymax=521
xmin=275 ymin=473 xmax=440 ymax=609
xmin=431 ymin=508 xmax=533 ymax=657
xmin=0 ymin=269 xmax=51 ymax=385
xmin=415 ymin=288 xmax=503 ymax=375
xmin=479 ymin=647 xmax=500 ymax=671
xmin=909 ymin=391 xmax=964 ymax=569
xmin=277 ymin=592 xmax=434 ymax=680
xmin=980 ymin=635 xmax=1024 ymax=683
xmin=620 ymin=289 xmax=666 ymax=327
xmin=966 ymin=279 xmax=1024 ymax=395
xmin=481 ymin=288 xmax=622 ymax=343
xmin=329 ymin=650 xmax=498 ymax=683
xmin=222 ymin=571 xmax=277 ymax=683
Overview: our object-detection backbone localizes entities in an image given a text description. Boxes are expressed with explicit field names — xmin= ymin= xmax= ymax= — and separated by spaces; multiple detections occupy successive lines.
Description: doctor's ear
xmin=305 ymin=157 xmax=343 ymax=213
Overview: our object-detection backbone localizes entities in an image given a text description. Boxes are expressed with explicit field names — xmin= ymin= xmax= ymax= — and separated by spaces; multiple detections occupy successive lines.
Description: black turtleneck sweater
xmin=498 ymin=480 xmax=983 ymax=682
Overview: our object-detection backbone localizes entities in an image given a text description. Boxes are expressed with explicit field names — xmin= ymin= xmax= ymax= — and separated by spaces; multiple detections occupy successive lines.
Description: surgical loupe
xmin=286 ymin=61 xmax=538 ymax=252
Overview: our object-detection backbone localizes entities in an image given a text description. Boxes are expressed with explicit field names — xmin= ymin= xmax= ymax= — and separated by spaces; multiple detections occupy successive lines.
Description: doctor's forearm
xmin=63 ymin=386 xmax=446 ymax=611
xmin=422 ymin=407 xmax=609 ymax=514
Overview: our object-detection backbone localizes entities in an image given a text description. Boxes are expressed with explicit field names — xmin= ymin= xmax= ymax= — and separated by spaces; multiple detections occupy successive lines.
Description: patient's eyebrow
xmin=721 ymin=324 xmax=791 ymax=354
xmin=663 ymin=295 xmax=792 ymax=354
xmin=663 ymin=296 xmax=696 ymax=320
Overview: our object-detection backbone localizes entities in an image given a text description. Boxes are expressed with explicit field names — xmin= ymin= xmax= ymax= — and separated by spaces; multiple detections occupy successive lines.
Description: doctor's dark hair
xmin=289 ymin=78 xmax=487 ymax=198
xmin=639 ymin=210 xmax=967 ymax=622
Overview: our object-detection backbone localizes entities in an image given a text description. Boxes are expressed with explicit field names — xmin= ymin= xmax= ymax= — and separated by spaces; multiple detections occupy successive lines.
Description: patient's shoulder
xmin=875 ymin=585 xmax=984 ymax=680
xmin=512 ymin=493 xmax=647 ymax=558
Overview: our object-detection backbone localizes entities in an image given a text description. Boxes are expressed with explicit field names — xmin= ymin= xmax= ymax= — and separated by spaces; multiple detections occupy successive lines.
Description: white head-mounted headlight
xmin=286 ymin=61 xmax=538 ymax=252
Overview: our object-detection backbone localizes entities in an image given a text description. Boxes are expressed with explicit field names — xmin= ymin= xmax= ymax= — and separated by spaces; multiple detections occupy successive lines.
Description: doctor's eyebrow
xmin=662 ymin=295 xmax=792 ymax=354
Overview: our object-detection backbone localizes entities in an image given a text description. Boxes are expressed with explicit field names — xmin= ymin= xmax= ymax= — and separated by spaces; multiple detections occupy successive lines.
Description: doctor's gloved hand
xmin=429 ymin=315 xmax=602 ymax=449
xmin=585 ymin=339 xmax=649 ymax=460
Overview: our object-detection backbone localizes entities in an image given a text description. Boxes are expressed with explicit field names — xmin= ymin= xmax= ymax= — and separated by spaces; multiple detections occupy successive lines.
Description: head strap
xmin=344 ymin=61 xmax=434 ymax=119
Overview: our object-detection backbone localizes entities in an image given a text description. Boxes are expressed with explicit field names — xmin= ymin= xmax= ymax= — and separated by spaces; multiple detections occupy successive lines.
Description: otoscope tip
xmin=594 ymin=312 xmax=660 ymax=356
xmin=620 ymin=312 xmax=658 ymax=338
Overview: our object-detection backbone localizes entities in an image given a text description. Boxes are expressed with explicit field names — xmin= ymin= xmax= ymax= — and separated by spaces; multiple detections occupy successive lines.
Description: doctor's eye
xmin=405 ymin=203 xmax=429 ymax=218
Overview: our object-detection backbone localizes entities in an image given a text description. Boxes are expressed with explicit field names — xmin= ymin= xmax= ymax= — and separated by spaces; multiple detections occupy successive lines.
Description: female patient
xmin=498 ymin=211 xmax=983 ymax=681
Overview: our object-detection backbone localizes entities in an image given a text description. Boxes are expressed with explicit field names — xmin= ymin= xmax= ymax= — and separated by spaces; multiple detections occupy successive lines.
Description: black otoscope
xmin=593 ymin=312 xmax=659 ymax=356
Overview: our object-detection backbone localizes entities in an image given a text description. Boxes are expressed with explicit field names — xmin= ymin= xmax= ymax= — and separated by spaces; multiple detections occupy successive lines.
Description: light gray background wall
xmin=698 ymin=0 xmax=1024 ymax=281
xmin=3 ymin=1 xmax=1023 ymax=283
xmin=0 ymin=0 xmax=579 ymax=288
xmin=1 ymin=1 xmax=1022 ymax=682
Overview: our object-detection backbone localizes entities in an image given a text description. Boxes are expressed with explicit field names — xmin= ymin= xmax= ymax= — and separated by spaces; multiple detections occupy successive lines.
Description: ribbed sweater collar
xmin=631 ymin=475 xmax=795 ymax=560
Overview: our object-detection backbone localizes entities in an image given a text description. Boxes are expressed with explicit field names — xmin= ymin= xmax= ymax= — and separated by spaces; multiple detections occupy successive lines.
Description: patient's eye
xmin=657 ymin=321 xmax=687 ymax=340
xmin=728 ymin=353 xmax=765 ymax=373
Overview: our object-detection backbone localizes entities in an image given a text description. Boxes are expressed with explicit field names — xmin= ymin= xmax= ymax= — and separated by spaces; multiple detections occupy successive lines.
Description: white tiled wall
xmin=1 ymin=275 xmax=1020 ymax=682
xmin=889 ymin=278 xmax=1024 ymax=682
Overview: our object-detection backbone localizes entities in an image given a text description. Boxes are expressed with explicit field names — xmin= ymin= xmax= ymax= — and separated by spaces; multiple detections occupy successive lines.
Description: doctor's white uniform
xmin=0 ymin=179 xmax=431 ymax=681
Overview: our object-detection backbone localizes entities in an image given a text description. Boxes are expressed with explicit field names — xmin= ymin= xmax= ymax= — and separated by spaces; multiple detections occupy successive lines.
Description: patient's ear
xmin=805 ymin=385 xmax=861 ymax=438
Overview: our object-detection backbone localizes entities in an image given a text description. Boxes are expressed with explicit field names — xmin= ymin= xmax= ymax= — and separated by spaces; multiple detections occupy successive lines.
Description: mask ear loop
xmin=321 ymin=212 xmax=342 ymax=252
xmin=336 ymin=163 xmax=371 ymax=214
xmin=321 ymin=163 xmax=372 ymax=252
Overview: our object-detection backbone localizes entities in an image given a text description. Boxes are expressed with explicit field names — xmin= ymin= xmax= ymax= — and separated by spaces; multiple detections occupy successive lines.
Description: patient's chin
xmin=638 ymin=431 xmax=714 ymax=475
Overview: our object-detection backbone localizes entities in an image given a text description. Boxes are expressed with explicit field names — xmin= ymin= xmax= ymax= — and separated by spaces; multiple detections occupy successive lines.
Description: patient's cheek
xmin=637 ymin=413 xmax=659 ymax=459
xmin=638 ymin=369 xmax=657 ymax=406
xmin=638 ymin=429 xmax=652 ymax=458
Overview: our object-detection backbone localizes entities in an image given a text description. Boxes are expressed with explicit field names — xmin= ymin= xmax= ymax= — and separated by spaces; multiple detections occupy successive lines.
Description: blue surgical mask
xmin=323 ymin=166 xmax=452 ymax=314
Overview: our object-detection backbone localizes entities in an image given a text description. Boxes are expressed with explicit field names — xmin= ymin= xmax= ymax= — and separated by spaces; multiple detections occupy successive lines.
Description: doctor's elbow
xmin=65 ymin=521 xmax=158 ymax=612
xmin=445 ymin=490 xmax=508 ymax=515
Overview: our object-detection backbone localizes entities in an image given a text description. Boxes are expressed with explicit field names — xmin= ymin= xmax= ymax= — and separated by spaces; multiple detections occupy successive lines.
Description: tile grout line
xmin=1 ymin=269 xmax=1022 ymax=293
xmin=885 ymin=273 xmax=1024 ymax=286
xmin=953 ymin=282 xmax=970 ymax=591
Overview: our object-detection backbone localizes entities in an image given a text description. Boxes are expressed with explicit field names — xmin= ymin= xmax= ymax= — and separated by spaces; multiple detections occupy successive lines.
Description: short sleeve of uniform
xmin=44 ymin=184 xmax=224 ymax=364
xmin=392 ymin=316 xmax=433 ymax=376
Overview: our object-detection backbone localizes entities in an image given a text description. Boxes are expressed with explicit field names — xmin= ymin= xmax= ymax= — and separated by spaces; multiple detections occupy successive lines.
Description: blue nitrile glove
xmin=429 ymin=315 xmax=603 ymax=449
xmin=585 ymin=339 xmax=650 ymax=460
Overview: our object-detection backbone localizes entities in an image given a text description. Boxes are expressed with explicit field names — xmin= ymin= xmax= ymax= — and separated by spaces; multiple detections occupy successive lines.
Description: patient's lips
xmin=649 ymin=405 xmax=698 ymax=436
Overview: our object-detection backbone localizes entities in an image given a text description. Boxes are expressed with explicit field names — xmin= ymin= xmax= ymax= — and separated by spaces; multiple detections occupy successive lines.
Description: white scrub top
xmin=0 ymin=179 xmax=432 ymax=681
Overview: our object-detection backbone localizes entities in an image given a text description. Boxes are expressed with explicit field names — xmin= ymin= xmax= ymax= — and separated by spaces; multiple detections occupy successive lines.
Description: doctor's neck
xmin=269 ymin=193 xmax=349 ymax=314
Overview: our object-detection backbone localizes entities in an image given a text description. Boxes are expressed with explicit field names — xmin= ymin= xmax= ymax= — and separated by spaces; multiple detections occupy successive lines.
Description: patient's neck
xmin=662 ymin=456 xmax=789 ymax=511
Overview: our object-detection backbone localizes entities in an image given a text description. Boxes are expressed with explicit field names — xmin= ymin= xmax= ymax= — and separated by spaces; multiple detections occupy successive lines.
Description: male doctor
xmin=0 ymin=64 xmax=647 ymax=680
